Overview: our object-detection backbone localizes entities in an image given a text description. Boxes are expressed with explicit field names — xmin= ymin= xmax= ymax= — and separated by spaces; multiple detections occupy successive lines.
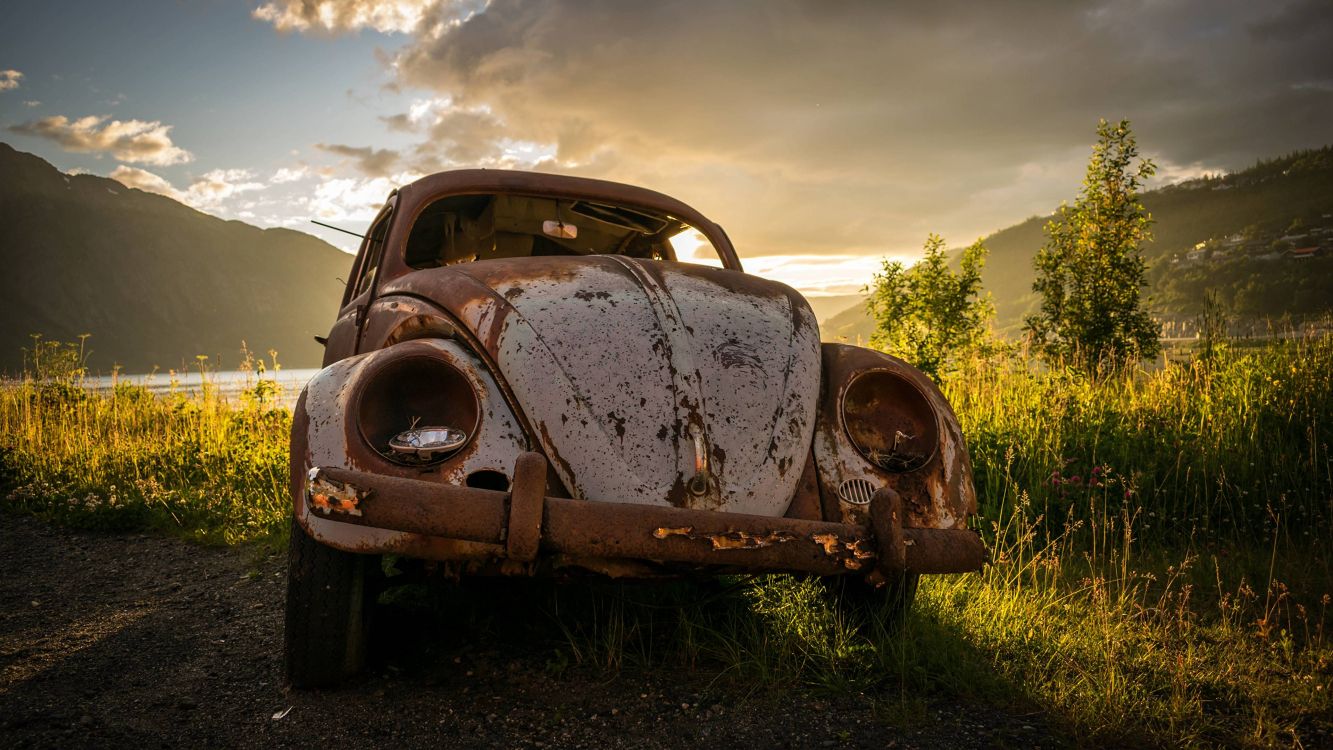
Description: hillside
xmin=824 ymin=146 xmax=1333 ymax=342
xmin=0 ymin=143 xmax=351 ymax=373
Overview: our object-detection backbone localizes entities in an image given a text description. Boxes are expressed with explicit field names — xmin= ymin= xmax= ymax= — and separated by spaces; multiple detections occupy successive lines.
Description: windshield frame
xmin=376 ymin=170 xmax=741 ymax=284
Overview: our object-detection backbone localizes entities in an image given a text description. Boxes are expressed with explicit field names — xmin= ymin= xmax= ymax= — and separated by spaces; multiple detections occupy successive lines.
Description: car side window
xmin=351 ymin=211 xmax=392 ymax=299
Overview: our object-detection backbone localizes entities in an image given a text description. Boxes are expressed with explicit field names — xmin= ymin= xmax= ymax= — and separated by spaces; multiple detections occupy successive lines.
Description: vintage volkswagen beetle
xmin=286 ymin=170 xmax=985 ymax=687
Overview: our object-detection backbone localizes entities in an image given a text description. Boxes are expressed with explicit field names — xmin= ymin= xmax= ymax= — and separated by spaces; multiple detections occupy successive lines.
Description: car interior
xmin=402 ymin=193 xmax=717 ymax=269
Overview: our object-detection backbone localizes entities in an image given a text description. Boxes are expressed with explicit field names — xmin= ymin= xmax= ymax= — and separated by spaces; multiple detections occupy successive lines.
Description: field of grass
xmin=1 ymin=335 xmax=1330 ymax=747
xmin=0 ymin=341 xmax=291 ymax=546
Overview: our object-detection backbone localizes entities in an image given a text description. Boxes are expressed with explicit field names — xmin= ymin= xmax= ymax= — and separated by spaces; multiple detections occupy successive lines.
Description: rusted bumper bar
xmin=305 ymin=455 xmax=986 ymax=577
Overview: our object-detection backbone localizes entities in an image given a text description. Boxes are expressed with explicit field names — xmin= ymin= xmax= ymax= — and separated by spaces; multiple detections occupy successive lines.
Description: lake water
xmin=84 ymin=368 xmax=320 ymax=409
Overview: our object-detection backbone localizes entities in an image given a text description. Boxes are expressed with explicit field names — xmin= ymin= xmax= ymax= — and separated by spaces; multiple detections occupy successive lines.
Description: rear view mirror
xmin=542 ymin=220 xmax=577 ymax=239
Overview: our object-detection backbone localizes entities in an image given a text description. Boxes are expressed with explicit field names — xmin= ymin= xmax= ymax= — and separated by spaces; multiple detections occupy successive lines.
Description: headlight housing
xmin=841 ymin=369 xmax=938 ymax=473
xmin=355 ymin=355 xmax=479 ymax=465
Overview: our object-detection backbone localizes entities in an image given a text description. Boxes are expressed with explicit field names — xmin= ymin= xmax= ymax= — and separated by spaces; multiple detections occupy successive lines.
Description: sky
xmin=2 ymin=0 xmax=1331 ymax=299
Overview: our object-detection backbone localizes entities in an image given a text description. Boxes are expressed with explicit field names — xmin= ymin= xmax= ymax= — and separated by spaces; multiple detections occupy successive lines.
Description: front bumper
xmin=302 ymin=452 xmax=986 ymax=579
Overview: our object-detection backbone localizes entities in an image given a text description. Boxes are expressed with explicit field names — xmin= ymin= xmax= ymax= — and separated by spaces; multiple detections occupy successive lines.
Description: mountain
xmin=801 ymin=293 xmax=865 ymax=325
xmin=823 ymin=146 xmax=1333 ymax=342
xmin=0 ymin=143 xmax=352 ymax=373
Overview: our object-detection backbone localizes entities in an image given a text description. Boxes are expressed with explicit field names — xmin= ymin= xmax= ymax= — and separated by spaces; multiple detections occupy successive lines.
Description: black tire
xmin=284 ymin=518 xmax=377 ymax=688
xmin=825 ymin=571 xmax=920 ymax=635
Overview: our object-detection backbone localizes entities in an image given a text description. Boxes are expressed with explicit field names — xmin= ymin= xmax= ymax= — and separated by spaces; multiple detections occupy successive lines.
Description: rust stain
xmin=810 ymin=532 xmax=875 ymax=570
xmin=653 ymin=526 xmax=693 ymax=539
xmin=653 ymin=526 xmax=799 ymax=550
xmin=307 ymin=468 xmax=365 ymax=516
xmin=811 ymin=532 xmax=841 ymax=555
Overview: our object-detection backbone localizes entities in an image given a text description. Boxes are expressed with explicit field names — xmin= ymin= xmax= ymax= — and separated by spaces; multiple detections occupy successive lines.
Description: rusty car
xmin=286 ymin=169 xmax=986 ymax=686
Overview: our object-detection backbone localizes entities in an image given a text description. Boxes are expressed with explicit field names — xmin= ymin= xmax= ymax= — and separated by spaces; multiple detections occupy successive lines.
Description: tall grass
xmin=2 ymin=335 xmax=1330 ymax=745
xmin=950 ymin=334 xmax=1332 ymax=543
xmin=0 ymin=343 xmax=290 ymax=544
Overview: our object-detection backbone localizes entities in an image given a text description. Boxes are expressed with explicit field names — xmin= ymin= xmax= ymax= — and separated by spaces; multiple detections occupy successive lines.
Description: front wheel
xmin=284 ymin=518 xmax=377 ymax=688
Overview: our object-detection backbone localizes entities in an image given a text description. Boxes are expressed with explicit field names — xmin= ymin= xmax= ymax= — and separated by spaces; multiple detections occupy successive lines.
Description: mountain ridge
xmin=823 ymin=145 xmax=1333 ymax=343
xmin=0 ymin=143 xmax=352 ymax=373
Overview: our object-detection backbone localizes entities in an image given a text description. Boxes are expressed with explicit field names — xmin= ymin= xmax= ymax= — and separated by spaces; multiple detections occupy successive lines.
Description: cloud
xmin=0 ymin=69 xmax=21 ymax=91
xmin=251 ymin=0 xmax=463 ymax=34
xmin=308 ymin=174 xmax=407 ymax=222
xmin=270 ymin=166 xmax=309 ymax=183
xmin=409 ymin=1 xmax=1333 ymax=256
xmin=264 ymin=0 xmax=1333 ymax=263
xmin=182 ymin=168 xmax=266 ymax=209
xmin=315 ymin=143 xmax=402 ymax=177
xmin=379 ymin=113 xmax=414 ymax=132
xmin=107 ymin=165 xmax=265 ymax=211
xmin=9 ymin=114 xmax=193 ymax=165
xmin=110 ymin=165 xmax=182 ymax=199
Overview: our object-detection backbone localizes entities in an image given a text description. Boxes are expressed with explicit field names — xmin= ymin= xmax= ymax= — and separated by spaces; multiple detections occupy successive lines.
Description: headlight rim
xmin=838 ymin=366 xmax=941 ymax=474
xmin=351 ymin=350 xmax=481 ymax=467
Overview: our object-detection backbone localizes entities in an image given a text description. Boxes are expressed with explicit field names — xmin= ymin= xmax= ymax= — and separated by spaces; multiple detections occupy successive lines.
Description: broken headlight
xmin=388 ymin=426 xmax=469 ymax=462
xmin=355 ymin=355 xmax=478 ymax=465
xmin=841 ymin=369 xmax=938 ymax=473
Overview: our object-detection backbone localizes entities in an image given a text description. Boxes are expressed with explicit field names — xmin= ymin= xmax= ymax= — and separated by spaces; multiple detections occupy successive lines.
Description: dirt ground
xmin=0 ymin=514 xmax=1068 ymax=749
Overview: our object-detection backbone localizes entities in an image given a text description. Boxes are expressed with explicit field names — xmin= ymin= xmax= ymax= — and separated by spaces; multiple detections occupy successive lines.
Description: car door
xmin=321 ymin=203 xmax=394 ymax=366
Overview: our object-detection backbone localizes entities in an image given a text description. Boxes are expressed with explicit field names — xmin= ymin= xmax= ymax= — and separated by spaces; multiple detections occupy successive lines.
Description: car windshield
xmin=402 ymin=193 xmax=725 ymax=269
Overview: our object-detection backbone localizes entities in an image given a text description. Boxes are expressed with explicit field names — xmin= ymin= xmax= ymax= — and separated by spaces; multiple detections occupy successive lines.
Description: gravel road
xmin=0 ymin=514 xmax=1066 ymax=748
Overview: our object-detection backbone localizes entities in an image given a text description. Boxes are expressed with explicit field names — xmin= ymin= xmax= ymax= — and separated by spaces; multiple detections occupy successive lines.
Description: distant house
xmin=1185 ymin=247 xmax=1207 ymax=262
xmin=1286 ymin=246 xmax=1320 ymax=260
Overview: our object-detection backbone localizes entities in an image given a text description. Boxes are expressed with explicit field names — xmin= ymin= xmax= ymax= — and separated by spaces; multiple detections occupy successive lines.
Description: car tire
xmin=825 ymin=571 xmax=920 ymax=635
xmin=284 ymin=517 xmax=377 ymax=688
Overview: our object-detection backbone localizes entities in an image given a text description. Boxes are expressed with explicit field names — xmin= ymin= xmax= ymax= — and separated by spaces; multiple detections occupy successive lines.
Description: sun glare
xmin=669 ymin=229 xmax=726 ymax=268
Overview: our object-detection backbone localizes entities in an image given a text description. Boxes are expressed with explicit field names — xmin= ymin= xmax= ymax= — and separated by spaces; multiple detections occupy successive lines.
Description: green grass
xmin=2 ymin=336 xmax=1330 ymax=746
xmin=0 ymin=345 xmax=290 ymax=545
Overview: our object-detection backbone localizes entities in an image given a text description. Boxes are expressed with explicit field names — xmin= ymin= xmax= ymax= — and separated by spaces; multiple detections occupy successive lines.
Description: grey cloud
xmin=374 ymin=0 xmax=1333 ymax=256
xmin=315 ymin=143 xmax=402 ymax=177
xmin=379 ymin=113 xmax=416 ymax=132
xmin=416 ymin=106 xmax=505 ymax=165
xmin=259 ymin=0 xmax=1331 ymax=258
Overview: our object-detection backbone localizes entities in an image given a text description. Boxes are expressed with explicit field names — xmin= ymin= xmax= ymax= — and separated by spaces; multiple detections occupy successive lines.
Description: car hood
xmin=382 ymin=256 xmax=820 ymax=515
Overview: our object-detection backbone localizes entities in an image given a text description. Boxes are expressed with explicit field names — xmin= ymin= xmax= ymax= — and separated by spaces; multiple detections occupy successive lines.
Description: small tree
xmin=1025 ymin=119 xmax=1161 ymax=369
xmin=866 ymin=234 xmax=993 ymax=379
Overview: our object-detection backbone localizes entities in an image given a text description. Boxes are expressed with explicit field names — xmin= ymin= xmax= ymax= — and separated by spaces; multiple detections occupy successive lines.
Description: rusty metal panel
xmin=505 ymin=452 xmax=547 ymax=561
xmin=381 ymin=256 xmax=820 ymax=518
xmin=812 ymin=344 xmax=977 ymax=530
xmin=301 ymin=460 xmax=986 ymax=575
xmin=783 ymin=450 xmax=824 ymax=521
xmin=295 ymin=338 xmax=529 ymax=555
